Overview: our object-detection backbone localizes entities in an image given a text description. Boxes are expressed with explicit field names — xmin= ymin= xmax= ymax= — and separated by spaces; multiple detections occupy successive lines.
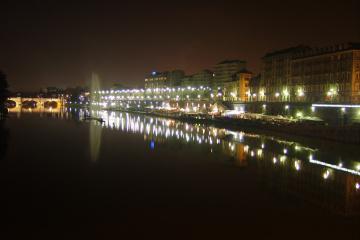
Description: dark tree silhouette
xmin=0 ymin=71 xmax=9 ymax=118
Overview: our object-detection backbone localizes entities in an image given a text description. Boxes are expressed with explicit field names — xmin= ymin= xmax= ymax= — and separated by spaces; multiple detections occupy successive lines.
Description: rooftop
xmin=236 ymin=68 xmax=252 ymax=74
xmin=293 ymin=42 xmax=360 ymax=59
xmin=217 ymin=60 xmax=246 ymax=65
xmin=263 ymin=45 xmax=310 ymax=58
xmin=263 ymin=42 xmax=360 ymax=59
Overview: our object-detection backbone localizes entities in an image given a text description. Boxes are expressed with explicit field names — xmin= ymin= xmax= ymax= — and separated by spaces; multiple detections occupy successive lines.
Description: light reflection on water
xmin=7 ymin=107 xmax=360 ymax=215
xmin=89 ymin=120 xmax=102 ymax=162
xmin=87 ymin=109 xmax=360 ymax=215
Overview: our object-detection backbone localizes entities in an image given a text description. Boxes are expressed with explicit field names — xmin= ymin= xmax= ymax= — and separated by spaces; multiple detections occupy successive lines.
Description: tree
xmin=0 ymin=71 xmax=9 ymax=118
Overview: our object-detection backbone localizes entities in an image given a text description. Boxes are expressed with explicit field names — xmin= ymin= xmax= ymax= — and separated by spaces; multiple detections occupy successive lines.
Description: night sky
xmin=1 ymin=0 xmax=359 ymax=91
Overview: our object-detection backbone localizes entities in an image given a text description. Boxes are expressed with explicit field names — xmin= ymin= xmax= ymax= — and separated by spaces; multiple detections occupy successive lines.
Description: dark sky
xmin=1 ymin=0 xmax=359 ymax=91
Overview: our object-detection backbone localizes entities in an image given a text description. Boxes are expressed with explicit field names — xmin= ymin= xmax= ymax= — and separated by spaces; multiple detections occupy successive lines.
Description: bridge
xmin=7 ymin=97 xmax=64 ymax=108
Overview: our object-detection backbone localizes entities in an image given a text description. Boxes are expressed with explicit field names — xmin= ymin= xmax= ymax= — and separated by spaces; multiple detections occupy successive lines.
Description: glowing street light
xmin=296 ymin=111 xmax=303 ymax=118
xmin=283 ymin=89 xmax=289 ymax=97
xmin=297 ymin=88 xmax=304 ymax=97
xmin=259 ymin=90 xmax=265 ymax=98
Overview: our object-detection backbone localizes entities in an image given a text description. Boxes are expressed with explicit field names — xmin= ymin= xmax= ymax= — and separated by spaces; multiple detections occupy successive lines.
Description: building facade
xmin=261 ymin=45 xmax=310 ymax=102
xmin=223 ymin=70 xmax=252 ymax=101
xmin=145 ymin=70 xmax=185 ymax=89
xmin=292 ymin=43 xmax=360 ymax=103
xmin=181 ymin=70 xmax=214 ymax=88
xmin=259 ymin=43 xmax=360 ymax=103
xmin=214 ymin=60 xmax=247 ymax=87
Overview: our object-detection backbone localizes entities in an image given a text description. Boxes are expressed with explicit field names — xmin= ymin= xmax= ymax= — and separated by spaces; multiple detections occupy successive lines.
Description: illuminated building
xmin=261 ymin=45 xmax=310 ymax=102
xmin=292 ymin=43 xmax=360 ymax=103
xmin=260 ymin=43 xmax=360 ymax=103
xmin=145 ymin=70 xmax=185 ymax=89
xmin=181 ymin=70 xmax=214 ymax=88
xmin=223 ymin=69 xmax=252 ymax=101
xmin=214 ymin=60 xmax=247 ymax=87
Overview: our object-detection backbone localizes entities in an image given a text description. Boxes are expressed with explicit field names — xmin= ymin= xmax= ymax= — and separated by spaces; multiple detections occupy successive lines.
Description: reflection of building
xmin=145 ymin=70 xmax=185 ymax=89
xmin=235 ymin=144 xmax=247 ymax=167
xmin=259 ymin=43 xmax=360 ymax=103
xmin=256 ymin=156 xmax=360 ymax=215
xmin=88 ymin=109 xmax=360 ymax=216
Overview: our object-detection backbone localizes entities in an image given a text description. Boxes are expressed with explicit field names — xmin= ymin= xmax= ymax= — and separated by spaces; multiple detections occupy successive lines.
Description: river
xmin=2 ymin=108 xmax=360 ymax=239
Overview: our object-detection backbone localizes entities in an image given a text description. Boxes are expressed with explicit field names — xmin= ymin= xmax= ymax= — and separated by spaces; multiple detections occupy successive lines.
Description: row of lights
xmin=95 ymin=86 xmax=213 ymax=95
xmin=247 ymin=87 xmax=338 ymax=99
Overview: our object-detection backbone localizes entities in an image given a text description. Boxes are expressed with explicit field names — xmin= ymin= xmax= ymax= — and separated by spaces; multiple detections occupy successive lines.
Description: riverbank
xmin=97 ymin=107 xmax=360 ymax=144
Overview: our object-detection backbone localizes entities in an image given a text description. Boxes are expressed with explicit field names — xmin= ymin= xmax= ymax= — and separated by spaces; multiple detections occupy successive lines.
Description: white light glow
xmin=310 ymin=159 xmax=360 ymax=176
xmin=312 ymin=104 xmax=360 ymax=108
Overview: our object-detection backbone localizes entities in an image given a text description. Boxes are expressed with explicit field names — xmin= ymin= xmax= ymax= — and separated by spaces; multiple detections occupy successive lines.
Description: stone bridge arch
xmin=7 ymin=97 xmax=63 ymax=108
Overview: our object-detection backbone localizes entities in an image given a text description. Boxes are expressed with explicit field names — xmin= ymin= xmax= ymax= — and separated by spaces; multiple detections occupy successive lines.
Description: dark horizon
xmin=1 ymin=0 xmax=359 ymax=91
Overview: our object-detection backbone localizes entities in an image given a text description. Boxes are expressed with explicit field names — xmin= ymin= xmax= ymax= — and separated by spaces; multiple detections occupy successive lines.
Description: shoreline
xmin=95 ymin=107 xmax=360 ymax=145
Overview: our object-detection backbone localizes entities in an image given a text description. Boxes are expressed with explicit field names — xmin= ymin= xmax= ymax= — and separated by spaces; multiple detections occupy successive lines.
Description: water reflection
xmin=7 ymin=107 xmax=360 ymax=215
xmin=0 ymin=118 xmax=9 ymax=161
xmin=89 ymin=109 xmax=360 ymax=215
xmin=89 ymin=72 xmax=102 ymax=162
xmin=89 ymin=121 xmax=102 ymax=162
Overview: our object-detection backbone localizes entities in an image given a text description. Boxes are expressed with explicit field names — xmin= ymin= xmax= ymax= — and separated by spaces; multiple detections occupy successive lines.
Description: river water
xmin=2 ymin=108 xmax=360 ymax=239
